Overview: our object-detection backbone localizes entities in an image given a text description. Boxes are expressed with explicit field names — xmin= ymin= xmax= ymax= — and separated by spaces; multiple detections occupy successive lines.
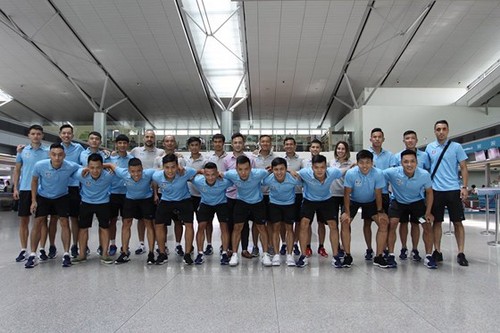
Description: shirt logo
xmin=44 ymin=171 xmax=52 ymax=178
xmin=85 ymin=181 xmax=92 ymax=187
xmin=396 ymin=178 xmax=403 ymax=186
xmin=354 ymin=179 xmax=362 ymax=187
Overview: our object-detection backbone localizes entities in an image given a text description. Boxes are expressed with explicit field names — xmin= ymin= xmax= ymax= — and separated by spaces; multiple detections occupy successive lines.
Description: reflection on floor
xmin=0 ymin=210 xmax=499 ymax=332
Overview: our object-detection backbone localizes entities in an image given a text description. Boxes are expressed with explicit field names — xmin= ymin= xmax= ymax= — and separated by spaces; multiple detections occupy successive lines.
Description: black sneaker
xmin=194 ymin=253 xmax=204 ymax=265
xmin=62 ymin=254 xmax=72 ymax=267
xmin=184 ymin=253 xmax=193 ymax=265
xmin=296 ymin=255 xmax=308 ymax=268
xmin=39 ymin=249 xmax=48 ymax=261
xmin=97 ymin=246 xmax=103 ymax=256
xmin=220 ymin=253 xmax=229 ymax=265
xmin=203 ymin=244 xmax=213 ymax=256
xmin=70 ymin=244 xmax=79 ymax=258
xmin=412 ymin=249 xmax=422 ymax=262
xmin=115 ymin=252 xmax=130 ymax=264
xmin=16 ymin=250 xmax=27 ymax=262
xmin=432 ymin=250 xmax=443 ymax=262
xmin=457 ymin=253 xmax=469 ymax=266
xmin=399 ymin=248 xmax=408 ymax=260
xmin=332 ymin=256 xmax=343 ymax=268
xmin=48 ymin=245 xmax=57 ymax=259
xmin=343 ymin=254 xmax=353 ymax=268
xmin=293 ymin=244 xmax=301 ymax=256
xmin=147 ymin=252 xmax=155 ymax=265
xmin=338 ymin=248 xmax=345 ymax=258
xmin=175 ymin=245 xmax=185 ymax=256
xmin=373 ymin=255 xmax=389 ymax=268
xmin=109 ymin=245 xmax=117 ymax=256
xmin=156 ymin=253 xmax=168 ymax=265
xmin=25 ymin=255 xmax=38 ymax=268
xmin=383 ymin=249 xmax=389 ymax=259
xmin=364 ymin=248 xmax=374 ymax=260
xmin=387 ymin=255 xmax=397 ymax=268
xmin=279 ymin=244 xmax=287 ymax=255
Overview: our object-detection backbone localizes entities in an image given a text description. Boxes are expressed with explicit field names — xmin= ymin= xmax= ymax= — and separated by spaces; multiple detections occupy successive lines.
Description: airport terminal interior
xmin=0 ymin=0 xmax=500 ymax=332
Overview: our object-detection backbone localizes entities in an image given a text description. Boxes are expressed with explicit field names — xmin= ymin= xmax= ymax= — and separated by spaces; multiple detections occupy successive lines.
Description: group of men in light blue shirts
xmin=13 ymin=118 xmax=470 ymax=269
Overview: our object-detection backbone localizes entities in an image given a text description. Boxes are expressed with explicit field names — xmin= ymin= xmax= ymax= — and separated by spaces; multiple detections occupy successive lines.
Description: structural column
xmin=221 ymin=109 xmax=233 ymax=143
xmin=93 ymin=112 xmax=106 ymax=146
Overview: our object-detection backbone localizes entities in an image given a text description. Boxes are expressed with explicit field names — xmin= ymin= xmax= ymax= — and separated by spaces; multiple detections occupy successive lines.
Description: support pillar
xmin=221 ymin=109 xmax=233 ymax=143
xmin=93 ymin=112 xmax=107 ymax=147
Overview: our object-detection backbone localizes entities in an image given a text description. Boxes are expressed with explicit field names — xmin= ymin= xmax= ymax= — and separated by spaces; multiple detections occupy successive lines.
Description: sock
xmin=110 ymin=240 xmax=115 ymax=245
xmin=30 ymin=252 xmax=36 ymax=257
xmin=63 ymin=252 xmax=69 ymax=256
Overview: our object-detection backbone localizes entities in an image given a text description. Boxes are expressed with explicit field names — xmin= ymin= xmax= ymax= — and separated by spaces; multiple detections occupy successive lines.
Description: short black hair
xmin=162 ymin=153 xmax=178 ymax=165
xmin=49 ymin=143 xmax=64 ymax=151
xmin=204 ymin=162 xmax=217 ymax=170
xmin=128 ymin=158 xmax=142 ymax=167
xmin=312 ymin=154 xmax=327 ymax=165
xmin=59 ymin=124 xmax=73 ymax=133
xmin=212 ymin=133 xmax=225 ymax=142
xmin=400 ymin=149 xmax=417 ymax=160
xmin=403 ymin=130 xmax=417 ymax=137
xmin=28 ymin=124 xmax=43 ymax=133
xmin=283 ymin=137 xmax=296 ymax=145
xmin=310 ymin=139 xmax=322 ymax=146
xmin=231 ymin=133 xmax=245 ymax=142
xmin=87 ymin=153 xmax=103 ymax=164
xmin=236 ymin=154 xmax=250 ymax=166
xmin=271 ymin=157 xmax=287 ymax=168
xmin=187 ymin=136 xmax=201 ymax=145
xmin=115 ymin=134 xmax=129 ymax=143
xmin=88 ymin=131 xmax=102 ymax=140
xmin=356 ymin=149 xmax=373 ymax=161
xmin=434 ymin=120 xmax=449 ymax=128
xmin=259 ymin=134 xmax=272 ymax=142
xmin=371 ymin=128 xmax=384 ymax=135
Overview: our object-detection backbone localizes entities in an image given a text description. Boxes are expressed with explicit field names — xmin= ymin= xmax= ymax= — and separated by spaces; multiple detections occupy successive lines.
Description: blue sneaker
xmin=412 ymin=249 xmax=422 ymax=262
xmin=424 ymin=255 xmax=437 ymax=269
xmin=109 ymin=245 xmax=117 ymax=256
xmin=399 ymin=248 xmax=408 ymax=260
xmin=194 ymin=253 xmax=204 ymax=265
xmin=16 ymin=250 xmax=27 ymax=262
xmin=38 ymin=249 xmax=48 ymax=261
xmin=203 ymin=244 xmax=213 ymax=256
xmin=296 ymin=255 xmax=308 ymax=268
xmin=62 ymin=254 xmax=72 ymax=267
xmin=387 ymin=255 xmax=398 ymax=268
xmin=48 ymin=245 xmax=57 ymax=259
xmin=70 ymin=245 xmax=78 ymax=258
xmin=364 ymin=248 xmax=374 ymax=261
xmin=220 ymin=253 xmax=229 ymax=265
xmin=279 ymin=244 xmax=287 ymax=255
xmin=293 ymin=244 xmax=300 ymax=256
xmin=332 ymin=256 xmax=343 ymax=268
xmin=25 ymin=255 xmax=38 ymax=268
xmin=338 ymin=248 xmax=345 ymax=258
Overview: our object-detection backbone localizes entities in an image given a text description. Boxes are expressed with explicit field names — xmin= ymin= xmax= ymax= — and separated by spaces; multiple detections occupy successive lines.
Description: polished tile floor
xmin=1 ymin=210 xmax=499 ymax=333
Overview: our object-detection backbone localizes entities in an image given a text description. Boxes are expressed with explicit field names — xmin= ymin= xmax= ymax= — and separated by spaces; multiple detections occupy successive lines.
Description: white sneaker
xmin=272 ymin=254 xmax=281 ymax=266
xmin=286 ymin=254 xmax=296 ymax=266
xmin=261 ymin=252 xmax=272 ymax=267
xmin=135 ymin=244 xmax=146 ymax=255
xmin=165 ymin=245 xmax=170 ymax=256
xmin=229 ymin=253 xmax=239 ymax=266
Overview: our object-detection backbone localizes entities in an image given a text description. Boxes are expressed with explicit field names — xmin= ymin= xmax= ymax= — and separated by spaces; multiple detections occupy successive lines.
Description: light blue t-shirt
xmin=114 ymin=167 xmax=155 ymax=199
xmin=262 ymin=173 xmax=302 ymax=205
xmin=344 ymin=166 xmax=385 ymax=203
xmin=425 ymin=140 xmax=468 ymax=191
xmin=79 ymin=148 xmax=109 ymax=166
xmin=391 ymin=149 xmax=430 ymax=171
xmin=109 ymin=154 xmax=132 ymax=194
xmin=74 ymin=168 xmax=114 ymax=204
xmin=368 ymin=147 xmax=393 ymax=194
xmin=298 ymin=167 xmax=342 ymax=201
xmin=384 ymin=166 xmax=432 ymax=204
xmin=32 ymin=160 xmax=80 ymax=198
xmin=153 ymin=167 xmax=197 ymax=202
xmin=62 ymin=142 xmax=84 ymax=187
xmin=192 ymin=175 xmax=233 ymax=205
xmin=224 ymin=169 xmax=269 ymax=204
xmin=16 ymin=144 xmax=49 ymax=191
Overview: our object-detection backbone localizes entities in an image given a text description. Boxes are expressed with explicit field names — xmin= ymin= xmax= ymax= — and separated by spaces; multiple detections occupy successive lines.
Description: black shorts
xmin=388 ymin=199 xmax=426 ymax=223
xmin=293 ymin=193 xmax=303 ymax=223
xmin=301 ymin=197 xmax=337 ymax=222
xmin=268 ymin=203 xmax=296 ymax=224
xmin=348 ymin=200 xmax=378 ymax=220
xmin=233 ymin=199 xmax=267 ymax=225
xmin=18 ymin=190 xmax=32 ymax=217
xmin=262 ymin=195 xmax=270 ymax=221
xmin=68 ymin=186 xmax=81 ymax=217
xmin=226 ymin=198 xmax=236 ymax=225
xmin=155 ymin=199 xmax=194 ymax=225
xmin=191 ymin=195 xmax=201 ymax=220
xmin=122 ymin=197 xmax=155 ymax=220
xmin=79 ymin=202 xmax=111 ymax=229
xmin=197 ymin=203 xmax=229 ymax=223
xmin=35 ymin=194 xmax=70 ymax=218
xmin=432 ymin=190 xmax=465 ymax=222
xmin=382 ymin=193 xmax=390 ymax=213
xmin=331 ymin=196 xmax=344 ymax=219
xmin=109 ymin=193 xmax=126 ymax=218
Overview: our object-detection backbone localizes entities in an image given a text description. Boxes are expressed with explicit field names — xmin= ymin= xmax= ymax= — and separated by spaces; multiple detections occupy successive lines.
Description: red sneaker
xmin=305 ymin=247 xmax=313 ymax=258
xmin=318 ymin=247 xmax=328 ymax=258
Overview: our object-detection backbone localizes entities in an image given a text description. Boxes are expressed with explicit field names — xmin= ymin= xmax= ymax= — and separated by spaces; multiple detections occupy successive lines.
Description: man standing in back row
xmin=425 ymin=120 xmax=469 ymax=266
